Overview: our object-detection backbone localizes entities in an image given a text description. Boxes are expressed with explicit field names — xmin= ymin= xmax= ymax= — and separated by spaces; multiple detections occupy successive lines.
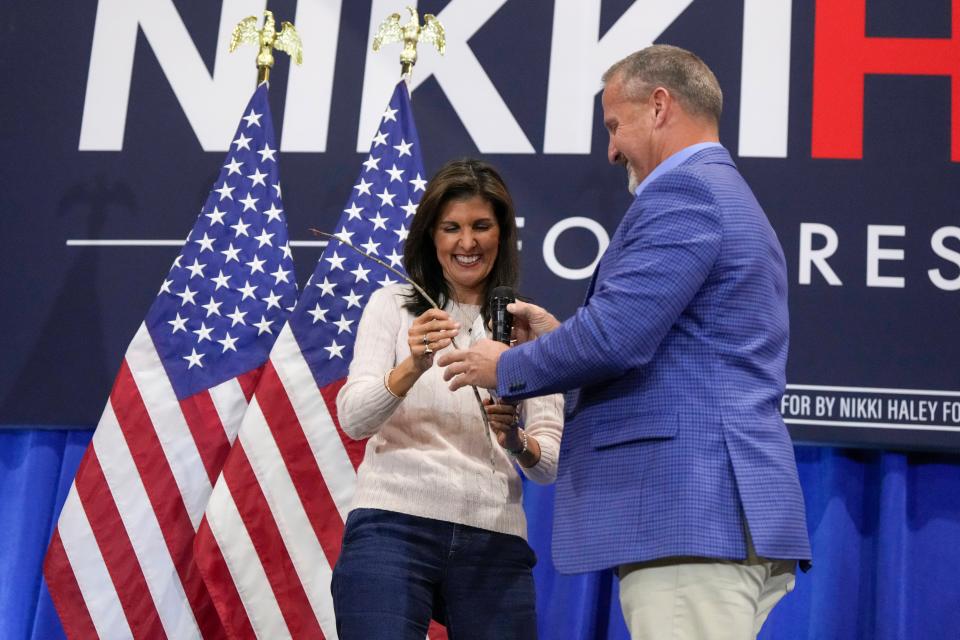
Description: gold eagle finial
xmin=230 ymin=10 xmax=303 ymax=84
xmin=373 ymin=6 xmax=445 ymax=78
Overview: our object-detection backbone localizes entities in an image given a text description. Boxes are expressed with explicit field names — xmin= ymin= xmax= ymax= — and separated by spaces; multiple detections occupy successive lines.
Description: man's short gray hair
xmin=602 ymin=45 xmax=723 ymax=125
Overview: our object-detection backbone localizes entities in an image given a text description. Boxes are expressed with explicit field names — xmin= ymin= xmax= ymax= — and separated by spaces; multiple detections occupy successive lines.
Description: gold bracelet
xmin=383 ymin=367 xmax=405 ymax=399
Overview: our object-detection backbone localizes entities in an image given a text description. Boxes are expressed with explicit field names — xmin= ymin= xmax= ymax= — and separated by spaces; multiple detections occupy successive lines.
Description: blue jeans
xmin=331 ymin=508 xmax=538 ymax=639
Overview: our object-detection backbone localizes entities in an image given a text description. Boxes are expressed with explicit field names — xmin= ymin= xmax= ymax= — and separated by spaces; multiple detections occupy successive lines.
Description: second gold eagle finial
xmin=373 ymin=6 xmax=445 ymax=78
xmin=230 ymin=10 xmax=303 ymax=84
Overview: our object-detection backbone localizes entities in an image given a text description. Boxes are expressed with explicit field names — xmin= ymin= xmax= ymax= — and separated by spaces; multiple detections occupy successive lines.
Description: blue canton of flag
xmin=290 ymin=81 xmax=426 ymax=385
xmin=146 ymin=84 xmax=298 ymax=398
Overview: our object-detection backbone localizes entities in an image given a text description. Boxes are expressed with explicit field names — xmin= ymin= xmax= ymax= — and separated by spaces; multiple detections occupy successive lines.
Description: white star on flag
xmin=270 ymin=265 xmax=291 ymax=284
xmin=401 ymin=199 xmax=419 ymax=217
xmin=263 ymin=204 xmax=283 ymax=222
xmin=183 ymin=348 xmax=205 ymax=368
xmin=307 ymin=303 xmax=328 ymax=323
xmin=343 ymin=289 xmax=363 ymax=309
xmin=193 ymin=322 xmax=214 ymax=342
xmin=262 ymin=290 xmax=282 ymax=310
xmin=334 ymin=227 xmax=355 ymax=244
xmin=393 ymin=138 xmax=413 ymax=156
xmin=324 ymin=340 xmax=345 ymax=358
xmin=351 ymin=264 xmax=371 ymax=282
xmin=231 ymin=219 xmax=251 ymax=237
xmin=212 ymin=270 xmax=231 ymax=290
xmin=177 ymin=285 xmax=197 ymax=306
xmin=386 ymin=249 xmax=404 ymax=268
xmin=238 ymin=281 xmax=257 ymax=300
xmin=201 ymin=298 xmax=222 ymax=317
xmin=215 ymin=183 xmax=235 ymax=200
xmin=218 ymin=332 xmax=239 ymax=352
xmin=224 ymin=159 xmax=243 ymax=176
xmin=325 ymin=252 xmax=347 ymax=271
xmin=315 ymin=276 xmax=337 ymax=296
xmin=227 ymin=307 xmax=247 ymax=326
xmin=370 ymin=212 xmax=389 ymax=230
xmin=354 ymin=178 xmax=373 ymax=196
xmin=245 ymin=255 xmax=266 ymax=274
xmin=257 ymin=143 xmax=276 ymax=162
xmin=206 ymin=207 xmax=228 ymax=225
xmin=168 ymin=313 xmax=188 ymax=333
xmin=242 ymin=109 xmax=263 ymax=127
xmin=221 ymin=243 xmax=241 ymax=262
xmin=254 ymin=315 xmax=274 ymax=335
xmin=254 ymin=229 xmax=274 ymax=248
xmin=410 ymin=174 xmax=427 ymax=191
xmin=186 ymin=259 xmax=206 ymax=279
xmin=386 ymin=164 xmax=404 ymax=182
xmin=333 ymin=314 xmax=355 ymax=334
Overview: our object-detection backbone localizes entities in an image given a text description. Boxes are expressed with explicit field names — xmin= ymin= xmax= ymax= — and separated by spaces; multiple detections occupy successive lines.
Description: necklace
xmin=450 ymin=299 xmax=480 ymax=333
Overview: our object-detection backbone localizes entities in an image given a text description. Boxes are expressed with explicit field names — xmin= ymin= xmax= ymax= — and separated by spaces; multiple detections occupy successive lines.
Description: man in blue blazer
xmin=440 ymin=45 xmax=810 ymax=638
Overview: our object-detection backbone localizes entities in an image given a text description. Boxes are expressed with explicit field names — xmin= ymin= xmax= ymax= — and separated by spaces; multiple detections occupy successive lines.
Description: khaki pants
xmin=618 ymin=535 xmax=795 ymax=640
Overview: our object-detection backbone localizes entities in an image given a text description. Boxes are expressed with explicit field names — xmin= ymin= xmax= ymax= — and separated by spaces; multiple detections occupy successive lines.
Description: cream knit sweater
xmin=336 ymin=284 xmax=563 ymax=539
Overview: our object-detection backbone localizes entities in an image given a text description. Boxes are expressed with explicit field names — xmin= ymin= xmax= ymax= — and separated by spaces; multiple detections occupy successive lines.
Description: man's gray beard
xmin=626 ymin=165 xmax=640 ymax=195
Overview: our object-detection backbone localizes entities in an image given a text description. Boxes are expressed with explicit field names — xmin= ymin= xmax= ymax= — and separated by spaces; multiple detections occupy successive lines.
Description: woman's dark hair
xmin=402 ymin=158 xmax=519 ymax=324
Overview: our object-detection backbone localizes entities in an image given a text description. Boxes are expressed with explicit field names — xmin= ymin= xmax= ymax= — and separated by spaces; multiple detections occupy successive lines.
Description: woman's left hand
xmin=483 ymin=398 xmax=523 ymax=450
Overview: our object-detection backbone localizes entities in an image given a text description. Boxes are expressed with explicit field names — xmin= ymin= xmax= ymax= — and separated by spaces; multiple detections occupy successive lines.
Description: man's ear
xmin=651 ymin=87 xmax=670 ymax=124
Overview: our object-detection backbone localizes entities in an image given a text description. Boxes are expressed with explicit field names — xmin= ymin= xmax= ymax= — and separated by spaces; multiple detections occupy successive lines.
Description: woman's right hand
xmin=407 ymin=308 xmax=460 ymax=372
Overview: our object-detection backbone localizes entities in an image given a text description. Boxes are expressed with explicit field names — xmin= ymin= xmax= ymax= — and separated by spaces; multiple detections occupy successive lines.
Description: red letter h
xmin=812 ymin=0 xmax=960 ymax=161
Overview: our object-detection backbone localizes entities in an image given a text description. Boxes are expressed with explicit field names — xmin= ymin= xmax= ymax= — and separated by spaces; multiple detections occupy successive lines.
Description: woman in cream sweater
xmin=332 ymin=159 xmax=563 ymax=639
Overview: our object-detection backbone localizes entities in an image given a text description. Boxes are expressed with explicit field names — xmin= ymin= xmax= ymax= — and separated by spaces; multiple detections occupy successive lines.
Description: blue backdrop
xmin=4 ymin=0 xmax=960 ymax=637
xmin=4 ymin=431 xmax=959 ymax=638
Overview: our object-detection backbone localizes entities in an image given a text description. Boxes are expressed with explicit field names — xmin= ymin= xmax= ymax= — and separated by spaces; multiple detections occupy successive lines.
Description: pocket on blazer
xmin=590 ymin=412 xmax=678 ymax=450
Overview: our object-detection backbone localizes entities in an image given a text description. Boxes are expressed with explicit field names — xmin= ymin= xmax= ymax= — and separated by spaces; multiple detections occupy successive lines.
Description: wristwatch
xmin=505 ymin=429 xmax=528 ymax=457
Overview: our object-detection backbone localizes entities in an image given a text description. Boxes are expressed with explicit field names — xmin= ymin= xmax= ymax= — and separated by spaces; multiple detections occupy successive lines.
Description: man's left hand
xmin=438 ymin=339 xmax=508 ymax=391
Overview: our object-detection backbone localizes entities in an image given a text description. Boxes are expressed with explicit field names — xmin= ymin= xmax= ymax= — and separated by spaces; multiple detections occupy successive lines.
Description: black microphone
xmin=489 ymin=286 xmax=515 ymax=345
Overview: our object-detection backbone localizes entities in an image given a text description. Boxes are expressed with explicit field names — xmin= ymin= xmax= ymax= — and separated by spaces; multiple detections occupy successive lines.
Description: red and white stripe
xmin=44 ymin=323 xmax=259 ymax=639
xmin=195 ymin=324 xmax=361 ymax=639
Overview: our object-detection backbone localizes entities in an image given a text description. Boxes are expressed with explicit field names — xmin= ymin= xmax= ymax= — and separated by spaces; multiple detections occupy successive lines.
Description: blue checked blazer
xmin=498 ymin=146 xmax=811 ymax=574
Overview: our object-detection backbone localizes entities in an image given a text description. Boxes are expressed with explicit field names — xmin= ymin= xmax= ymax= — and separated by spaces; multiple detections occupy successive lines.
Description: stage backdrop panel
xmin=3 ymin=0 xmax=960 ymax=449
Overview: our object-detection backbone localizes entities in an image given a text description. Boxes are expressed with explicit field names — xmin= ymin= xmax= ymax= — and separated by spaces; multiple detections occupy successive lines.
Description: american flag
xmin=193 ymin=81 xmax=443 ymax=639
xmin=43 ymin=84 xmax=297 ymax=639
